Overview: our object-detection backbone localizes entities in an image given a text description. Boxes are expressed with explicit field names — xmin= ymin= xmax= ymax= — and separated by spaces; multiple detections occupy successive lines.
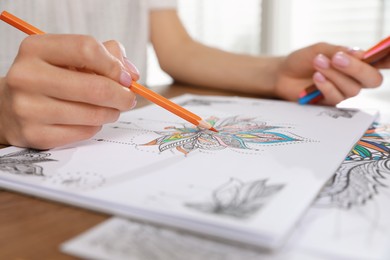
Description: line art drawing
xmin=0 ymin=149 xmax=55 ymax=176
xmin=185 ymin=178 xmax=284 ymax=219
xmin=76 ymin=218 xmax=262 ymax=260
xmin=47 ymin=171 xmax=106 ymax=190
xmin=141 ymin=116 xmax=309 ymax=155
xmin=177 ymin=98 xmax=233 ymax=107
xmin=316 ymin=123 xmax=390 ymax=208
xmin=318 ymin=108 xmax=358 ymax=119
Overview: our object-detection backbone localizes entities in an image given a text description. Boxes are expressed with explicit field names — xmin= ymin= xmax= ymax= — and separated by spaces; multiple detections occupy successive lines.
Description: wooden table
xmin=0 ymin=84 xmax=256 ymax=259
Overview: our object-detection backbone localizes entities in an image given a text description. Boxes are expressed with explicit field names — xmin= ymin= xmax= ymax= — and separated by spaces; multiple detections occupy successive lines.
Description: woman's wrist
xmin=253 ymin=56 xmax=285 ymax=98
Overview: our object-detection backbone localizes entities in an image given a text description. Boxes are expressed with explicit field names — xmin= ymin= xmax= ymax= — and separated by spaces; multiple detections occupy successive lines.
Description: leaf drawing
xmin=186 ymin=178 xmax=284 ymax=219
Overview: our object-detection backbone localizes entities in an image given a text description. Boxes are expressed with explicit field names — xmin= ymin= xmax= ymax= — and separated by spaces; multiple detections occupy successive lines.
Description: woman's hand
xmin=0 ymin=34 xmax=139 ymax=149
xmin=274 ymin=42 xmax=384 ymax=105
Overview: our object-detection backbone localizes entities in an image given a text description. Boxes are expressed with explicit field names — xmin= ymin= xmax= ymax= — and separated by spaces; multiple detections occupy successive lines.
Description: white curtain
xmin=178 ymin=0 xmax=262 ymax=55
xmin=264 ymin=0 xmax=389 ymax=55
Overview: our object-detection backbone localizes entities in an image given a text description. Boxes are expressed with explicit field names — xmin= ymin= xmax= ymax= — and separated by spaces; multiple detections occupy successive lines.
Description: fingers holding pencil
xmin=1 ymin=33 xmax=139 ymax=148
xmin=299 ymin=36 xmax=390 ymax=105
xmin=331 ymin=51 xmax=383 ymax=89
xmin=0 ymin=7 xmax=131 ymax=85
xmin=9 ymin=34 xmax=137 ymax=110
xmin=19 ymin=35 xmax=136 ymax=87
xmin=312 ymin=51 xmax=383 ymax=105
xmin=0 ymin=10 xmax=216 ymax=149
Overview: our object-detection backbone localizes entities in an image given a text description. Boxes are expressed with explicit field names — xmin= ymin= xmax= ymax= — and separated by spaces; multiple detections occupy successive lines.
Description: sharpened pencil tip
xmin=209 ymin=127 xmax=218 ymax=133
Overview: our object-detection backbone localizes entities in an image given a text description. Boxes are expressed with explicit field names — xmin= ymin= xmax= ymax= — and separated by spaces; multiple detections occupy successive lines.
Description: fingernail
xmin=347 ymin=47 xmax=361 ymax=54
xmin=118 ymin=44 xmax=140 ymax=80
xmin=124 ymin=58 xmax=140 ymax=80
xmin=313 ymin=71 xmax=326 ymax=83
xmin=314 ymin=54 xmax=330 ymax=69
xmin=119 ymin=42 xmax=127 ymax=57
xmin=130 ymin=98 xmax=137 ymax=109
xmin=332 ymin=52 xmax=350 ymax=67
xmin=120 ymin=70 xmax=132 ymax=87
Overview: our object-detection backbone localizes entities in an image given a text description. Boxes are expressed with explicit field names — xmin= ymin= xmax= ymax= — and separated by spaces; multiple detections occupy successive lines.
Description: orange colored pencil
xmin=0 ymin=10 xmax=218 ymax=132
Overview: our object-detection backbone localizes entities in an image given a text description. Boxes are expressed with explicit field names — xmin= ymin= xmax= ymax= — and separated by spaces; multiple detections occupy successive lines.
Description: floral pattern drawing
xmin=316 ymin=123 xmax=390 ymax=208
xmin=185 ymin=178 xmax=284 ymax=219
xmin=141 ymin=116 xmax=307 ymax=155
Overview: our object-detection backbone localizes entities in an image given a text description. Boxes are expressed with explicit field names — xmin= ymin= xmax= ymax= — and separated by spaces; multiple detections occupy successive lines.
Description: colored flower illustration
xmin=142 ymin=116 xmax=304 ymax=155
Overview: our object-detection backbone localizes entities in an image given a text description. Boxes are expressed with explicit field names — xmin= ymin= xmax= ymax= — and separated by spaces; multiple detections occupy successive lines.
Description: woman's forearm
xmin=150 ymin=10 xmax=283 ymax=97
xmin=160 ymin=40 xmax=283 ymax=97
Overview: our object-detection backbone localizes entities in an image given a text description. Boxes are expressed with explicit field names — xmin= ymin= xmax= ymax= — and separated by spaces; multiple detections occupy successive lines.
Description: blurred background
xmin=147 ymin=0 xmax=390 ymax=86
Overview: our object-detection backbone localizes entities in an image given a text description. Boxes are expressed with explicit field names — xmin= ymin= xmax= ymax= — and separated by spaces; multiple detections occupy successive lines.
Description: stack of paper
xmin=61 ymin=123 xmax=390 ymax=260
xmin=0 ymin=95 xmax=377 ymax=250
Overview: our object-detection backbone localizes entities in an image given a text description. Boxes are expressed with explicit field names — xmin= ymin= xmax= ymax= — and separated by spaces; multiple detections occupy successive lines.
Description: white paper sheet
xmin=286 ymin=122 xmax=390 ymax=260
xmin=61 ymin=123 xmax=390 ymax=260
xmin=0 ymin=94 xmax=377 ymax=249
